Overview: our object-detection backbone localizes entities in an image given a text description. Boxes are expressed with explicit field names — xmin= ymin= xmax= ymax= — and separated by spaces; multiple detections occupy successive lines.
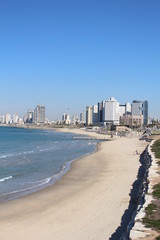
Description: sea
xmin=0 ymin=126 xmax=97 ymax=202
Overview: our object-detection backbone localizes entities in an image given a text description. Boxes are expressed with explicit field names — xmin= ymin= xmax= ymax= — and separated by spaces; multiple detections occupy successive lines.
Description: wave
xmin=0 ymin=150 xmax=34 ymax=159
xmin=40 ymin=148 xmax=50 ymax=152
xmin=0 ymin=155 xmax=7 ymax=159
xmin=0 ymin=154 xmax=14 ymax=159
xmin=0 ymin=135 xmax=97 ymax=202
xmin=0 ymin=176 xmax=13 ymax=182
xmin=0 ymin=141 xmax=75 ymax=160
xmin=0 ymin=177 xmax=51 ymax=197
xmin=23 ymin=151 xmax=34 ymax=155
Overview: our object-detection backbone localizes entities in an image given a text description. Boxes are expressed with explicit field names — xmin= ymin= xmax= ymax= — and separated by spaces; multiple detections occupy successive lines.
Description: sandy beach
xmin=0 ymin=129 xmax=148 ymax=240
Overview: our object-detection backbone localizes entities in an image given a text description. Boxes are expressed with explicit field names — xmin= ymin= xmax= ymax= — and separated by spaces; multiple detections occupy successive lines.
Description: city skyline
xmin=0 ymin=97 xmax=150 ymax=125
xmin=0 ymin=1 xmax=160 ymax=119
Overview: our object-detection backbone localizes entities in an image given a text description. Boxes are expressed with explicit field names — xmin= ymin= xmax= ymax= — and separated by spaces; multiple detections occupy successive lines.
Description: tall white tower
xmin=103 ymin=97 xmax=120 ymax=125
xmin=86 ymin=106 xmax=93 ymax=125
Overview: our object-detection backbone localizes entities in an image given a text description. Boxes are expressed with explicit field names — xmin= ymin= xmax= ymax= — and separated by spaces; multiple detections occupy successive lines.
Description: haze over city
xmin=0 ymin=1 xmax=160 ymax=120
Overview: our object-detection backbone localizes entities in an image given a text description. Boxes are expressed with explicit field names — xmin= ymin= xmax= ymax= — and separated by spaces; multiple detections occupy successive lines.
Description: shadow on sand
xmin=109 ymin=148 xmax=151 ymax=240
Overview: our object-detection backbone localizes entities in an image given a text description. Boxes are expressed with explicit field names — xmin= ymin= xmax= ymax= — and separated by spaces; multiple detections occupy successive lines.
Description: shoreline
xmin=0 ymin=127 xmax=101 ymax=203
xmin=0 ymin=129 xmax=148 ymax=240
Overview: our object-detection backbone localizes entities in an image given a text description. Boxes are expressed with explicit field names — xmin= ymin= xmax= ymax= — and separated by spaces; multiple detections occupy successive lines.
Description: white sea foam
xmin=0 ymin=176 xmax=13 ymax=182
xmin=0 ymin=177 xmax=51 ymax=196
xmin=20 ymin=150 xmax=34 ymax=155
xmin=0 ymin=154 xmax=14 ymax=159
xmin=40 ymin=148 xmax=49 ymax=152
xmin=0 ymin=150 xmax=34 ymax=159
xmin=0 ymin=155 xmax=7 ymax=159
xmin=27 ymin=178 xmax=51 ymax=184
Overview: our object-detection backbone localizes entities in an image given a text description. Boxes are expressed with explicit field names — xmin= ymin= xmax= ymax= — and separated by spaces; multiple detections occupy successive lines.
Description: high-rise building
xmin=13 ymin=113 xmax=19 ymax=124
xmin=0 ymin=115 xmax=5 ymax=124
xmin=143 ymin=101 xmax=148 ymax=125
xmin=119 ymin=105 xmax=126 ymax=117
xmin=125 ymin=102 xmax=132 ymax=114
xmin=80 ymin=113 xmax=85 ymax=123
xmin=92 ymin=105 xmax=98 ymax=124
xmin=72 ymin=115 xmax=76 ymax=125
xmin=33 ymin=105 xmax=46 ymax=124
xmin=62 ymin=114 xmax=70 ymax=124
xmin=132 ymin=100 xmax=143 ymax=116
xmin=132 ymin=100 xmax=148 ymax=125
xmin=98 ymin=101 xmax=105 ymax=123
xmin=24 ymin=110 xmax=34 ymax=123
xmin=103 ymin=97 xmax=120 ymax=125
xmin=62 ymin=114 xmax=65 ymax=122
xmin=86 ymin=106 xmax=93 ymax=125
xmin=5 ymin=113 xmax=11 ymax=124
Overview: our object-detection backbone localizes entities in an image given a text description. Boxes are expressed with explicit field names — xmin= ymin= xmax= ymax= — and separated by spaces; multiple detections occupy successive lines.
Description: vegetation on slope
xmin=143 ymin=139 xmax=160 ymax=234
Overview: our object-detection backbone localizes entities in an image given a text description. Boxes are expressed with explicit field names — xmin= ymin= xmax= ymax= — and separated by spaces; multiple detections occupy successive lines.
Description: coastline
xmin=0 ymin=127 xmax=100 ymax=203
xmin=0 ymin=128 xmax=148 ymax=240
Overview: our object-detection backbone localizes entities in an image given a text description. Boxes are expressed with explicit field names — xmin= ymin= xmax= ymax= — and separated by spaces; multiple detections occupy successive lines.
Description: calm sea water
xmin=0 ymin=127 xmax=97 ymax=202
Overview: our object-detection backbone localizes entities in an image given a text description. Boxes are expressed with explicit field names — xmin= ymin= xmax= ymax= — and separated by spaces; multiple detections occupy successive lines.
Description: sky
xmin=0 ymin=0 xmax=160 ymax=120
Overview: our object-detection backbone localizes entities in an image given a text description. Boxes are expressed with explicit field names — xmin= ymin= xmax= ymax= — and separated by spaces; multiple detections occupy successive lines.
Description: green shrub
xmin=153 ymin=184 xmax=160 ymax=198
xmin=145 ymin=203 xmax=157 ymax=216
xmin=152 ymin=140 xmax=160 ymax=158
xmin=143 ymin=217 xmax=160 ymax=230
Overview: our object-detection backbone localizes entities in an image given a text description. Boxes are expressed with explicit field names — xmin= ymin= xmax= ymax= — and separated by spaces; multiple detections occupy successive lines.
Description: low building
xmin=120 ymin=115 xmax=143 ymax=127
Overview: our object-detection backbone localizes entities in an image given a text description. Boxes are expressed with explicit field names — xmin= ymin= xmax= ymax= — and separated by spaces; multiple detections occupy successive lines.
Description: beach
xmin=0 ymin=129 xmax=148 ymax=240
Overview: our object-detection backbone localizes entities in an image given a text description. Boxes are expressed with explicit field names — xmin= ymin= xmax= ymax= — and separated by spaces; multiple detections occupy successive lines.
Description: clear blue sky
xmin=0 ymin=0 xmax=160 ymax=120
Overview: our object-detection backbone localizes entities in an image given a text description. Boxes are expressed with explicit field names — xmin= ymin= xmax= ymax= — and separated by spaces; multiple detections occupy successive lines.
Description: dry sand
xmin=0 ymin=129 xmax=148 ymax=240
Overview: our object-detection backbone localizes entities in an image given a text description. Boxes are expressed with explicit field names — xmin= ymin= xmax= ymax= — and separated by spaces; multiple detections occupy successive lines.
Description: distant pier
xmin=72 ymin=136 xmax=109 ymax=141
